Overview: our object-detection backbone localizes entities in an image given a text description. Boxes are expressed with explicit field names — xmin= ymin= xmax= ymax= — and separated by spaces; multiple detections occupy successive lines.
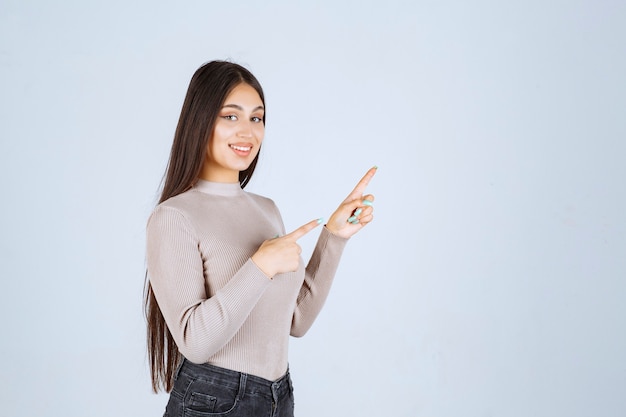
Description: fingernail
xmin=373 ymin=165 xmax=378 ymax=169
xmin=362 ymin=200 xmax=373 ymax=206
xmin=273 ymin=234 xmax=280 ymax=239
xmin=317 ymin=218 xmax=324 ymax=225
xmin=354 ymin=208 xmax=363 ymax=216
xmin=347 ymin=215 xmax=357 ymax=223
xmin=350 ymin=218 xmax=360 ymax=224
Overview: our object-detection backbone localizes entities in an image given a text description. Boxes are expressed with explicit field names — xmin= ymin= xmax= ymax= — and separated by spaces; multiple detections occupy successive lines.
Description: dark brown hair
xmin=144 ymin=60 xmax=265 ymax=393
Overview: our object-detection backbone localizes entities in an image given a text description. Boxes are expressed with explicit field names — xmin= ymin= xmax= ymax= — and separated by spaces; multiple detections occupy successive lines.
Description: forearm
xmin=290 ymin=226 xmax=348 ymax=337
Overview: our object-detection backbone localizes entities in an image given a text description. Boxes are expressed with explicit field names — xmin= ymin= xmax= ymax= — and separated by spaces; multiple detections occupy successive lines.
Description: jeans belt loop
xmin=237 ymin=372 xmax=248 ymax=401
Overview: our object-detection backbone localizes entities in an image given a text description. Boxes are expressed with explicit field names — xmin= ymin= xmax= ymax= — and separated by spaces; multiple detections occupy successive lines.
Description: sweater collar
xmin=193 ymin=179 xmax=243 ymax=197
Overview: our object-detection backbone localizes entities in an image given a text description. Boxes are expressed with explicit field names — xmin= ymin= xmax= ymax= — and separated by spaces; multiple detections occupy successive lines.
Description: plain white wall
xmin=1 ymin=1 xmax=625 ymax=416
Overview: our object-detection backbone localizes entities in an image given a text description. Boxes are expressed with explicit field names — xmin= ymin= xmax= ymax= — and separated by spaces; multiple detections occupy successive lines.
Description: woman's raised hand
xmin=251 ymin=219 xmax=323 ymax=279
xmin=325 ymin=167 xmax=377 ymax=239
xmin=252 ymin=167 xmax=376 ymax=278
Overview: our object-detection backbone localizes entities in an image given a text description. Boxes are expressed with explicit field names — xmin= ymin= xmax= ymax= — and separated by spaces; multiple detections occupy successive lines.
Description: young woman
xmin=145 ymin=60 xmax=376 ymax=417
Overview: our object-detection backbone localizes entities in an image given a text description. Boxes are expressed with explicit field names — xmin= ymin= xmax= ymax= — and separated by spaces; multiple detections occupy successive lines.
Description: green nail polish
xmin=354 ymin=208 xmax=363 ymax=216
xmin=350 ymin=218 xmax=360 ymax=224
xmin=363 ymin=200 xmax=373 ymax=206
xmin=347 ymin=215 xmax=357 ymax=223
xmin=317 ymin=218 xmax=324 ymax=224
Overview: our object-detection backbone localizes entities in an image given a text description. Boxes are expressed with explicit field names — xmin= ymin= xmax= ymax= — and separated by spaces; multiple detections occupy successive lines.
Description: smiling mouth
xmin=229 ymin=144 xmax=252 ymax=152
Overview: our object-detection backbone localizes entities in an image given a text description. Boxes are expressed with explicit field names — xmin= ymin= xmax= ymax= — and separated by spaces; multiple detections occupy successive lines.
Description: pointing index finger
xmin=285 ymin=218 xmax=324 ymax=241
xmin=347 ymin=166 xmax=377 ymax=200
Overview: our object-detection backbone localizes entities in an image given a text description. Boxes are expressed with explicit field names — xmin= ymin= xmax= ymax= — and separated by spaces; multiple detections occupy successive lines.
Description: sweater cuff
xmin=319 ymin=225 xmax=349 ymax=254
xmin=242 ymin=258 xmax=275 ymax=283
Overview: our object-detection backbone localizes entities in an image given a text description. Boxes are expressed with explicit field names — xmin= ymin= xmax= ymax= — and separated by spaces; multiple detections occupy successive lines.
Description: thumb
xmin=284 ymin=218 xmax=324 ymax=241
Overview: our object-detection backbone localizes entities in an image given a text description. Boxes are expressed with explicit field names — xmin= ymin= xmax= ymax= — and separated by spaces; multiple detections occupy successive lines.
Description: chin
xmin=234 ymin=156 xmax=258 ymax=170
xmin=229 ymin=162 xmax=253 ymax=173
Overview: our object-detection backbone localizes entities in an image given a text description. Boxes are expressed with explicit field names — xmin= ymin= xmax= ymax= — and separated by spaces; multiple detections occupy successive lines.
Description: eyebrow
xmin=221 ymin=104 xmax=265 ymax=112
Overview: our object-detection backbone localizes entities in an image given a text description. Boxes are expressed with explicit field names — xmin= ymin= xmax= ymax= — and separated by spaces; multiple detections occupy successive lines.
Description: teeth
xmin=230 ymin=145 xmax=251 ymax=152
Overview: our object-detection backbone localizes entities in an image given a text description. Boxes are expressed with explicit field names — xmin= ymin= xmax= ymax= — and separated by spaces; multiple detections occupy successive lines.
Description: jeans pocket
xmin=184 ymin=378 xmax=239 ymax=416
xmin=188 ymin=392 xmax=217 ymax=412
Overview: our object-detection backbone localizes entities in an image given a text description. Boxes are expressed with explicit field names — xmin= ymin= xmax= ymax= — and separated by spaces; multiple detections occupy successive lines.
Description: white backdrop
xmin=1 ymin=1 xmax=625 ymax=416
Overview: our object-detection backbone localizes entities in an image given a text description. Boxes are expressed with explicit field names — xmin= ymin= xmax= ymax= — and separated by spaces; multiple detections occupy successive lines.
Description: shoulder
xmin=152 ymin=188 xmax=217 ymax=220
xmin=159 ymin=188 xmax=204 ymax=211
xmin=244 ymin=190 xmax=281 ymax=214
xmin=245 ymin=190 xmax=276 ymax=206
xmin=146 ymin=190 xmax=203 ymax=235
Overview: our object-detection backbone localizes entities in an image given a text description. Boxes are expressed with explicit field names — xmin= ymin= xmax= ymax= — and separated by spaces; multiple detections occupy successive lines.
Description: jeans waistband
xmin=176 ymin=359 xmax=292 ymax=403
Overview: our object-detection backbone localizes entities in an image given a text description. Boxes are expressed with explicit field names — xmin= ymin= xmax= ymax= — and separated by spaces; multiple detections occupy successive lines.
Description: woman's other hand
xmin=251 ymin=219 xmax=322 ymax=278
xmin=326 ymin=166 xmax=377 ymax=239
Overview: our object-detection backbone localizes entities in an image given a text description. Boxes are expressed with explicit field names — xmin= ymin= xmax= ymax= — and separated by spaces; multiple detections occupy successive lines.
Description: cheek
xmin=211 ymin=123 xmax=231 ymax=142
xmin=254 ymin=124 xmax=265 ymax=141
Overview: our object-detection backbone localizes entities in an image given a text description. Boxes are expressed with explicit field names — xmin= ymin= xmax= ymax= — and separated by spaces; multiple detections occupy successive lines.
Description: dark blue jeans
xmin=163 ymin=359 xmax=295 ymax=417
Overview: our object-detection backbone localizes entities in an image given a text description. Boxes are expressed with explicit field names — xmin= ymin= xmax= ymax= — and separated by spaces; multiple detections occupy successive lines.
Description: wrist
xmin=324 ymin=224 xmax=348 ymax=239
xmin=251 ymin=255 xmax=274 ymax=280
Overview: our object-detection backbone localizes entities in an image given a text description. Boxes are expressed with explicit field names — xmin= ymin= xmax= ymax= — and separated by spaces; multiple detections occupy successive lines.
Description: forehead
xmin=224 ymin=83 xmax=263 ymax=107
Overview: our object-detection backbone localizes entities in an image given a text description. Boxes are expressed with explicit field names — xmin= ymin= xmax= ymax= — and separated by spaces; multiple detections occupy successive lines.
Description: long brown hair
xmin=144 ymin=60 xmax=266 ymax=393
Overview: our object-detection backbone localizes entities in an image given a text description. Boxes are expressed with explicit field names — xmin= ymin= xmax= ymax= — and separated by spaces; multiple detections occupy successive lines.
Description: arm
xmin=290 ymin=226 xmax=348 ymax=336
xmin=146 ymin=205 xmax=271 ymax=364
xmin=291 ymin=167 xmax=378 ymax=336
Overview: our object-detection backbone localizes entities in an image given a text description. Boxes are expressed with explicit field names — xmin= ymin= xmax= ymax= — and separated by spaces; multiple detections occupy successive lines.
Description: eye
xmin=251 ymin=116 xmax=263 ymax=123
xmin=222 ymin=114 xmax=238 ymax=121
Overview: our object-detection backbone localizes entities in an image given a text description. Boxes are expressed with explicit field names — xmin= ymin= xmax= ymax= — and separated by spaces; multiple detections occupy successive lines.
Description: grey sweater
xmin=146 ymin=179 xmax=348 ymax=381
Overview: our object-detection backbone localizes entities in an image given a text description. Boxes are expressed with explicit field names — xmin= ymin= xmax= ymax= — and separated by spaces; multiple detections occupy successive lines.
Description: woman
xmin=145 ymin=60 xmax=376 ymax=417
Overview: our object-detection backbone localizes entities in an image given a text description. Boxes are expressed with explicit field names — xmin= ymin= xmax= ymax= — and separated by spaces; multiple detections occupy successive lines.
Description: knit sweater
xmin=146 ymin=179 xmax=348 ymax=381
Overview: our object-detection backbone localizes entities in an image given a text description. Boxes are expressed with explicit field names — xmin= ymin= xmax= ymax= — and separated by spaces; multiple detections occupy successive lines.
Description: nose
xmin=237 ymin=119 xmax=254 ymax=138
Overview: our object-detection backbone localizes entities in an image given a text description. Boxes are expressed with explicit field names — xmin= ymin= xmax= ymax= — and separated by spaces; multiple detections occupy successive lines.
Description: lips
xmin=229 ymin=143 xmax=254 ymax=157
xmin=229 ymin=144 xmax=252 ymax=152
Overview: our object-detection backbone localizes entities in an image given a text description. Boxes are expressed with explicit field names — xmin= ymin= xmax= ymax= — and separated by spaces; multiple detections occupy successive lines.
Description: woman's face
xmin=200 ymin=83 xmax=265 ymax=182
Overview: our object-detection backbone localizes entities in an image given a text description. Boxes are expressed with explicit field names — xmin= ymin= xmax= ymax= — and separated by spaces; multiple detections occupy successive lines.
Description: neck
xmin=194 ymin=179 xmax=242 ymax=196
xmin=199 ymin=166 xmax=239 ymax=183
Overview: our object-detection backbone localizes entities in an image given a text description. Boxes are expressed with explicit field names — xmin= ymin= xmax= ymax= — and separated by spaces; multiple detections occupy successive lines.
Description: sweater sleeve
xmin=146 ymin=205 xmax=272 ymax=364
xmin=290 ymin=226 xmax=349 ymax=337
